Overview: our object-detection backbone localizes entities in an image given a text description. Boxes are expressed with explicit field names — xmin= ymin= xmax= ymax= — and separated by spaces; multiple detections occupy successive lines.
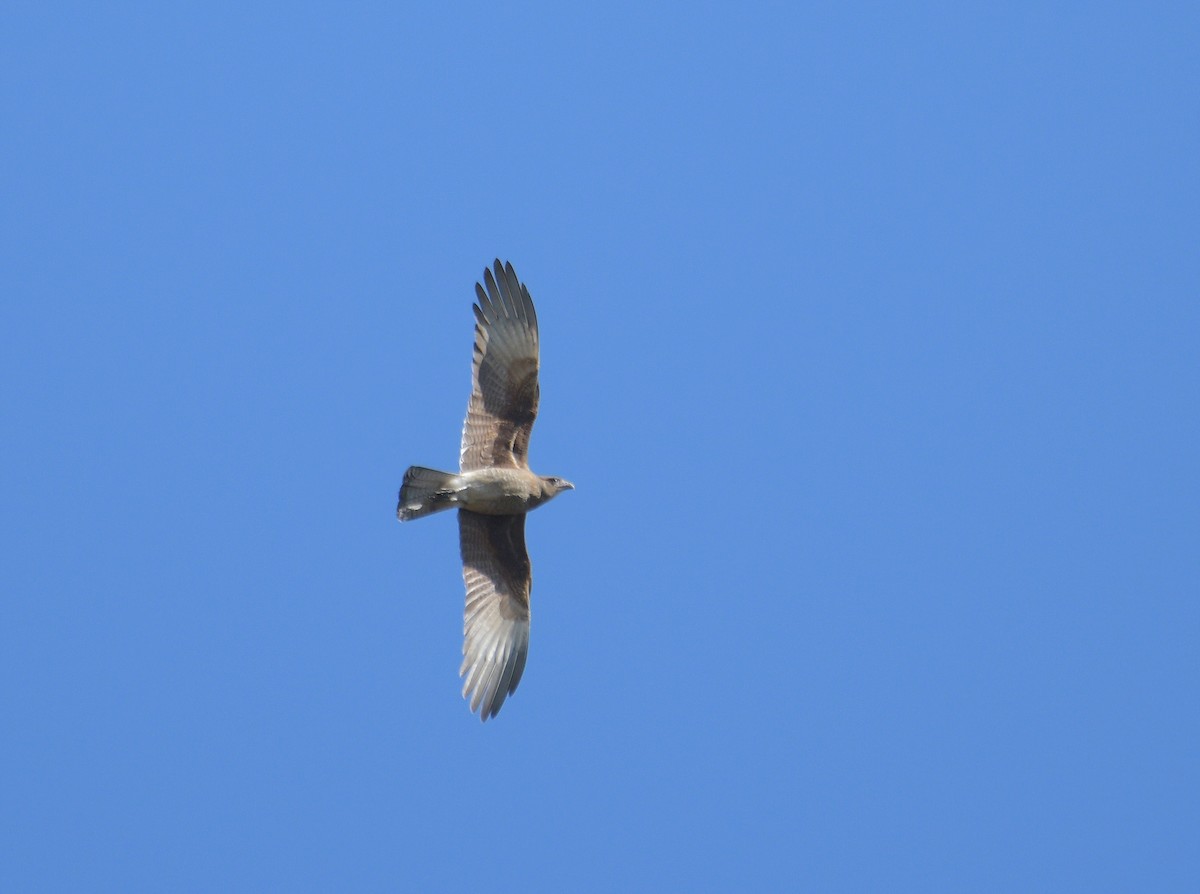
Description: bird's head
xmin=540 ymin=476 xmax=575 ymax=500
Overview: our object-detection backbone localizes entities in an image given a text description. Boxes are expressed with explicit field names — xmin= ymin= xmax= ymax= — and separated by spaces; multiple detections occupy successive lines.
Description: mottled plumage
xmin=396 ymin=260 xmax=572 ymax=721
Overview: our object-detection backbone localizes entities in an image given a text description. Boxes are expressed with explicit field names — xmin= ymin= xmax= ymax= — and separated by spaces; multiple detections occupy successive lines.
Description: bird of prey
xmin=396 ymin=260 xmax=573 ymax=721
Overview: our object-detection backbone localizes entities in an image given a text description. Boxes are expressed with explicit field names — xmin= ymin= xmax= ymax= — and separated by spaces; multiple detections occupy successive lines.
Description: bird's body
xmin=398 ymin=466 xmax=566 ymax=518
xmin=396 ymin=260 xmax=572 ymax=721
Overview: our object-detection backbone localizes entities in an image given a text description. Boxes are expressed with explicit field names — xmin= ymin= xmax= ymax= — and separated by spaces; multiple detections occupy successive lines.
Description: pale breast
xmin=457 ymin=468 xmax=543 ymax=515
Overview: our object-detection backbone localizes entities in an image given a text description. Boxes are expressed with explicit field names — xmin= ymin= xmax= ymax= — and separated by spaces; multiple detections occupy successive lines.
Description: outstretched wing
xmin=461 ymin=260 xmax=540 ymax=472
xmin=458 ymin=510 xmax=531 ymax=721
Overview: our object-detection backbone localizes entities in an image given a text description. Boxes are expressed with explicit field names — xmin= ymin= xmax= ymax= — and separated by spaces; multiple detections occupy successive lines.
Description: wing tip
xmin=478 ymin=259 xmax=536 ymax=331
xmin=459 ymin=621 xmax=529 ymax=723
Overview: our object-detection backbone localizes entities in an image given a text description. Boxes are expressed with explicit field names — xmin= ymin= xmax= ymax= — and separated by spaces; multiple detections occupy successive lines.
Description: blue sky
xmin=3 ymin=2 xmax=1197 ymax=891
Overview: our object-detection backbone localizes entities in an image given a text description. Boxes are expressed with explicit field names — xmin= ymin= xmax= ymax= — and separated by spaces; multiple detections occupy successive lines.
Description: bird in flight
xmin=397 ymin=260 xmax=573 ymax=721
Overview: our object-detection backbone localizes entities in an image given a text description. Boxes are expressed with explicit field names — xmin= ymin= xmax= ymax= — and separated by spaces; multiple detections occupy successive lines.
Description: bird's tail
xmin=397 ymin=466 xmax=462 ymax=521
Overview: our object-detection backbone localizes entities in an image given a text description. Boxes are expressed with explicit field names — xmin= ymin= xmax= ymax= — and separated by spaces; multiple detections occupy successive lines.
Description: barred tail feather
xmin=397 ymin=466 xmax=461 ymax=521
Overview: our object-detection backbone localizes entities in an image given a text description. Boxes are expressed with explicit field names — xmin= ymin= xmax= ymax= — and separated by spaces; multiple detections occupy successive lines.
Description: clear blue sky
xmin=3 ymin=3 xmax=1197 ymax=891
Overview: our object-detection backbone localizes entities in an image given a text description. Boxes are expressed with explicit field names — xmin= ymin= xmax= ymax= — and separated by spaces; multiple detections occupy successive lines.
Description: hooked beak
xmin=560 ymin=480 xmax=575 ymax=491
